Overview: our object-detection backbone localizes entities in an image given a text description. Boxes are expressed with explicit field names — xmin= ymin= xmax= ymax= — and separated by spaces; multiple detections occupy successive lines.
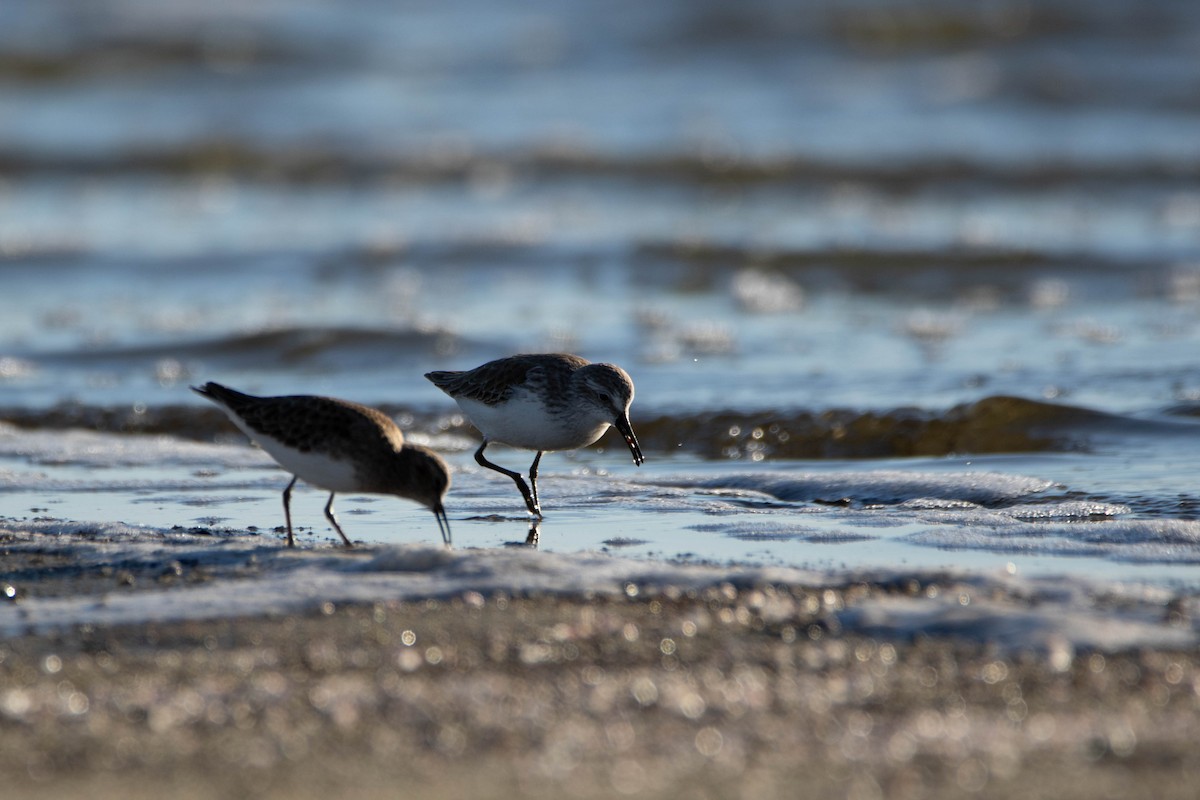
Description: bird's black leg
xmin=282 ymin=475 xmax=298 ymax=547
xmin=475 ymin=440 xmax=539 ymax=516
xmin=323 ymin=493 xmax=353 ymax=548
xmin=528 ymin=451 xmax=544 ymax=517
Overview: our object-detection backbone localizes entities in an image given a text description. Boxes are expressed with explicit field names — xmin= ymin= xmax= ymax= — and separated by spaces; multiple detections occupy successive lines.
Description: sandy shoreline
xmin=3 ymin=580 xmax=1199 ymax=800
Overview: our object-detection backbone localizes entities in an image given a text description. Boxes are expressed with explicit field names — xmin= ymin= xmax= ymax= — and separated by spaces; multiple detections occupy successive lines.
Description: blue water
xmin=4 ymin=0 xmax=1200 ymax=587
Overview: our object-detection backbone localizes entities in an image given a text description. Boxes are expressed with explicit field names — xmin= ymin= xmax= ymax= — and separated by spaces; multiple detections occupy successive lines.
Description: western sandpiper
xmin=192 ymin=382 xmax=451 ymax=547
xmin=425 ymin=353 xmax=643 ymax=517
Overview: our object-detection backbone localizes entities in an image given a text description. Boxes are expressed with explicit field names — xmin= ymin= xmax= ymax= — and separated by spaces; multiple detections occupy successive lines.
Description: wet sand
xmin=2 ymin=583 xmax=1198 ymax=800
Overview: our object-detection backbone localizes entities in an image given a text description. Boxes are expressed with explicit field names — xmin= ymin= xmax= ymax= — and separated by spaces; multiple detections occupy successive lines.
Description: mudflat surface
xmin=2 ymin=589 xmax=1198 ymax=800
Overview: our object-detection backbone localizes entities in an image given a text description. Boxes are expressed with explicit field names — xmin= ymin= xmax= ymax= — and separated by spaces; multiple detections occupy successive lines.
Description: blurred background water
xmin=4 ymin=0 xmax=1200 ymax=582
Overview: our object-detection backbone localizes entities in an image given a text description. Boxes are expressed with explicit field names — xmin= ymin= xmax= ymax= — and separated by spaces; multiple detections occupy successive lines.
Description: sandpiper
xmin=425 ymin=353 xmax=643 ymax=517
xmin=192 ymin=382 xmax=451 ymax=547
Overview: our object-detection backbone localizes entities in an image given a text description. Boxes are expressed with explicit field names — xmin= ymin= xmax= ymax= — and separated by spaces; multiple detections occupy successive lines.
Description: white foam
xmin=0 ymin=517 xmax=1195 ymax=656
xmin=664 ymin=470 xmax=1055 ymax=504
xmin=1002 ymin=500 xmax=1131 ymax=519
xmin=0 ymin=423 xmax=269 ymax=469
xmin=907 ymin=519 xmax=1200 ymax=563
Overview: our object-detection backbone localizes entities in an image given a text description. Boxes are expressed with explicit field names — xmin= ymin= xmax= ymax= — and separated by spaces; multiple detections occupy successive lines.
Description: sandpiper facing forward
xmin=425 ymin=353 xmax=643 ymax=517
xmin=192 ymin=382 xmax=451 ymax=547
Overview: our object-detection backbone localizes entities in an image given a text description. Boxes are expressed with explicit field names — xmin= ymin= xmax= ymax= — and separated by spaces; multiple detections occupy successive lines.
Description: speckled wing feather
xmin=194 ymin=382 xmax=403 ymax=457
xmin=425 ymin=353 xmax=589 ymax=407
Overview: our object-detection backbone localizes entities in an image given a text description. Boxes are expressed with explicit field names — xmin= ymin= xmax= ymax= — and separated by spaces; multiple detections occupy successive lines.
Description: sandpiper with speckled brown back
xmin=192 ymin=382 xmax=451 ymax=547
xmin=425 ymin=353 xmax=643 ymax=517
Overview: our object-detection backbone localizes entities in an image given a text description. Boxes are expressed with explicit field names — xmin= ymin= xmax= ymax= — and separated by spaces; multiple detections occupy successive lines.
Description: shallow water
xmin=4 ymin=0 xmax=1200 ymax=608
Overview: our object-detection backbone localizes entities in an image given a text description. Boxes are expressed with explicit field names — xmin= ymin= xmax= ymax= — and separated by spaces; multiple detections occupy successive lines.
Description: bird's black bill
xmin=433 ymin=503 xmax=452 ymax=546
xmin=615 ymin=413 xmax=644 ymax=466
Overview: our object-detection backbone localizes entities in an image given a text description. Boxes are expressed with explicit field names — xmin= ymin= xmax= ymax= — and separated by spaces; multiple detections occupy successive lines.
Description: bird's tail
xmin=424 ymin=371 xmax=463 ymax=391
xmin=191 ymin=381 xmax=257 ymax=410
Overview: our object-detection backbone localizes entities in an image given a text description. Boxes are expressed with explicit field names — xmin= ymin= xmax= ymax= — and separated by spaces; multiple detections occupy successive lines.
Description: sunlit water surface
xmin=3 ymin=0 xmax=1200 ymax=600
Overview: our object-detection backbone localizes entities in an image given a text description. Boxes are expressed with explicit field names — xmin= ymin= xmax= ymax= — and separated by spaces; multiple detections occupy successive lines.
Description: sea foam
xmin=0 ymin=518 xmax=1195 ymax=656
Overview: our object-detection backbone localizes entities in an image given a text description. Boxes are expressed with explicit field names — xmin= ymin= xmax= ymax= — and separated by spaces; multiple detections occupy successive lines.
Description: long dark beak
xmin=614 ymin=412 xmax=644 ymax=466
xmin=433 ymin=503 xmax=452 ymax=547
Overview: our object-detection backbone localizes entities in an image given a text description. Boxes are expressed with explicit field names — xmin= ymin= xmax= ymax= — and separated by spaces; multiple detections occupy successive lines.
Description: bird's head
xmin=578 ymin=363 xmax=643 ymax=467
xmin=394 ymin=445 xmax=453 ymax=544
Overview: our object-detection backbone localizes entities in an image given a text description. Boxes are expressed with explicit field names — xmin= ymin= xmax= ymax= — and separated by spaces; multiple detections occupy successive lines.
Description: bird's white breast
xmin=456 ymin=390 xmax=610 ymax=452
